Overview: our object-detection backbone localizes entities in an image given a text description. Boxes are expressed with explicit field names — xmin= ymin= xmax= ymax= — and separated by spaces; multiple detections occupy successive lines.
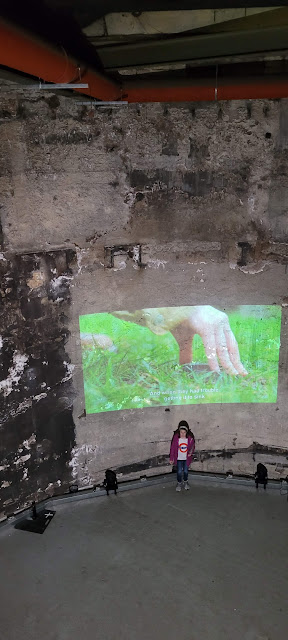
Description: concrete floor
xmin=1 ymin=482 xmax=288 ymax=640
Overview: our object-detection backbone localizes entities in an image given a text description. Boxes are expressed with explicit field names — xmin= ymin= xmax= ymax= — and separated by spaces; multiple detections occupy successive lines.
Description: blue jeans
xmin=177 ymin=460 xmax=188 ymax=483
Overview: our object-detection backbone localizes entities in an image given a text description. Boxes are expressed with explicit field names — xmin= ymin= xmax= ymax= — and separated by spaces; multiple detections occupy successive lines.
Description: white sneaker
xmin=184 ymin=481 xmax=190 ymax=490
xmin=176 ymin=483 xmax=182 ymax=492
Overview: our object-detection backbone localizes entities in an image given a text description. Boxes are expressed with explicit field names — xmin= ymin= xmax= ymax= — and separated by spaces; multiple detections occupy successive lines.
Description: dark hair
xmin=174 ymin=420 xmax=195 ymax=439
xmin=178 ymin=420 xmax=189 ymax=429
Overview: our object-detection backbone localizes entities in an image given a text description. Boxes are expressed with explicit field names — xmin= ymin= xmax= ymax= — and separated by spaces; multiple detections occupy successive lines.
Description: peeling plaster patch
xmin=22 ymin=468 xmax=28 ymax=480
xmin=0 ymin=253 xmax=7 ymax=262
xmin=15 ymin=453 xmax=31 ymax=465
xmin=113 ymin=260 xmax=127 ymax=271
xmin=69 ymin=444 xmax=99 ymax=481
xmin=27 ymin=270 xmax=45 ymax=290
xmin=0 ymin=465 xmax=8 ymax=471
xmin=0 ymin=336 xmax=2 ymax=351
xmin=1 ymin=481 xmax=11 ymax=489
xmin=61 ymin=361 xmax=75 ymax=383
xmin=147 ymin=260 xmax=167 ymax=269
xmin=0 ymin=351 xmax=29 ymax=397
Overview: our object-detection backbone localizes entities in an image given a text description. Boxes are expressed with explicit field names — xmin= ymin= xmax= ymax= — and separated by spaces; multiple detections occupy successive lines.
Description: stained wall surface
xmin=1 ymin=88 xmax=288 ymax=515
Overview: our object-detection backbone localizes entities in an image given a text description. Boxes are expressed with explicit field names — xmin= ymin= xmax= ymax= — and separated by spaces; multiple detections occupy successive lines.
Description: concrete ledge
xmin=1 ymin=471 xmax=287 ymax=533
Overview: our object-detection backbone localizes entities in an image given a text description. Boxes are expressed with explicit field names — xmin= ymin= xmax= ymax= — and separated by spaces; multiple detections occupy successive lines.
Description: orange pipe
xmin=122 ymin=84 xmax=216 ymax=103
xmin=123 ymin=76 xmax=288 ymax=103
xmin=0 ymin=18 xmax=121 ymax=101
xmin=219 ymin=81 xmax=288 ymax=101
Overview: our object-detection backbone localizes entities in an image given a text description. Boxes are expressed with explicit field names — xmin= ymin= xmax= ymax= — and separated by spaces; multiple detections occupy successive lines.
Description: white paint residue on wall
xmin=22 ymin=433 xmax=36 ymax=450
xmin=51 ymin=274 xmax=73 ymax=289
xmin=69 ymin=444 xmax=99 ymax=481
xmin=1 ymin=481 xmax=11 ymax=488
xmin=10 ymin=398 xmax=32 ymax=418
xmin=240 ymin=262 xmax=268 ymax=274
xmin=0 ymin=351 xmax=29 ymax=397
xmin=76 ymin=247 xmax=88 ymax=274
xmin=22 ymin=468 xmax=29 ymax=480
xmin=248 ymin=195 xmax=255 ymax=213
xmin=0 ymin=253 xmax=7 ymax=262
xmin=61 ymin=361 xmax=75 ymax=383
xmin=147 ymin=259 xmax=167 ymax=269
xmin=45 ymin=483 xmax=54 ymax=492
xmin=0 ymin=336 xmax=3 ymax=351
xmin=132 ymin=245 xmax=140 ymax=269
xmin=15 ymin=453 xmax=31 ymax=465
xmin=33 ymin=392 xmax=47 ymax=402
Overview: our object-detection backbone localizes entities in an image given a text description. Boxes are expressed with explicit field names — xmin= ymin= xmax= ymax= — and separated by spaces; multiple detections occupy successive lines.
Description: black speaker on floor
xmin=103 ymin=469 xmax=118 ymax=495
xmin=14 ymin=501 xmax=55 ymax=534
xmin=255 ymin=463 xmax=268 ymax=490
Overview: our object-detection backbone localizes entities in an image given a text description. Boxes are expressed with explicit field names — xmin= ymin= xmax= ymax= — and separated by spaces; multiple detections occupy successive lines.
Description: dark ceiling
xmin=1 ymin=1 xmax=286 ymax=32
xmin=44 ymin=1 xmax=288 ymax=27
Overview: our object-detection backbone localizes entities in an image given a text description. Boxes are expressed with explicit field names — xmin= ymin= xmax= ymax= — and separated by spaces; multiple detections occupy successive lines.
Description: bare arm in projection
xmin=112 ymin=306 xmax=248 ymax=376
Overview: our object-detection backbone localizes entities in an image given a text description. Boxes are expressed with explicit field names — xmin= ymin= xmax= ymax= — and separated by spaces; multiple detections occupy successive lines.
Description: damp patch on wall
xmin=79 ymin=305 xmax=281 ymax=414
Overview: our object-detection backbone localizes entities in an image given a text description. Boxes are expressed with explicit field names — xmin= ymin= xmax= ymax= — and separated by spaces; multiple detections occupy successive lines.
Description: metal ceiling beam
xmin=114 ymin=53 xmax=288 ymax=76
xmin=98 ymin=25 xmax=288 ymax=69
xmin=0 ymin=19 xmax=121 ymax=101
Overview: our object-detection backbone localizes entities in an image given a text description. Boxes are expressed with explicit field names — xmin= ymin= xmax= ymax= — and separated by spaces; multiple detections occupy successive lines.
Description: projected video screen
xmin=79 ymin=305 xmax=281 ymax=414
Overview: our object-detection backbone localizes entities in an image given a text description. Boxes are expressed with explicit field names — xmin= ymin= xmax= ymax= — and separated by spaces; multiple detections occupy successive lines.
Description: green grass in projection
xmin=79 ymin=305 xmax=281 ymax=414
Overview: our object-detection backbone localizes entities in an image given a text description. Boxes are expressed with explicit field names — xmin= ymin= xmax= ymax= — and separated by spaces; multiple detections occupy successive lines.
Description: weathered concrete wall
xmin=1 ymin=88 xmax=288 ymax=516
xmin=0 ymin=249 xmax=76 ymax=516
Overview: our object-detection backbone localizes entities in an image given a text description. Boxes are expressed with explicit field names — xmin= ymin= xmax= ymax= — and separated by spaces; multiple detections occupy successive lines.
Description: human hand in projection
xmin=112 ymin=305 xmax=248 ymax=376
xmin=170 ymin=306 xmax=248 ymax=376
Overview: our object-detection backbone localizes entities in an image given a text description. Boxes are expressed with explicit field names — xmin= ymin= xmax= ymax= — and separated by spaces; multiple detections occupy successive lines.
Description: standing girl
xmin=169 ymin=420 xmax=195 ymax=491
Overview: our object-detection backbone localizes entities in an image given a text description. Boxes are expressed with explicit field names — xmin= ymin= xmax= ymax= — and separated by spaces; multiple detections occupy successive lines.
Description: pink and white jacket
xmin=169 ymin=433 xmax=195 ymax=467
